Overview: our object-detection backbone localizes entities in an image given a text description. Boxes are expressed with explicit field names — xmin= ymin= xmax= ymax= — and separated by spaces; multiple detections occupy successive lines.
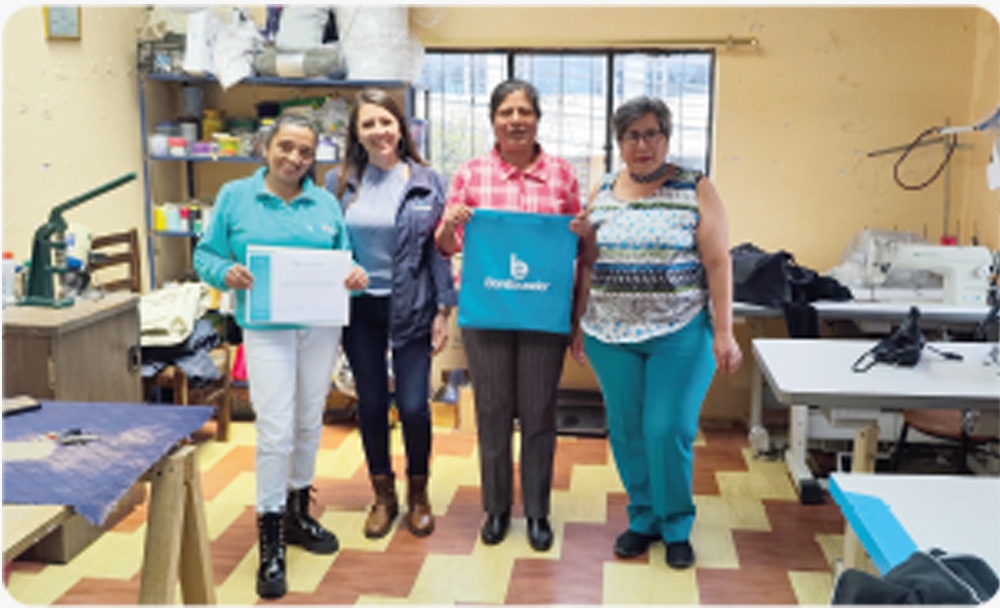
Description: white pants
xmin=244 ymin=326 xmax=341 ymax=513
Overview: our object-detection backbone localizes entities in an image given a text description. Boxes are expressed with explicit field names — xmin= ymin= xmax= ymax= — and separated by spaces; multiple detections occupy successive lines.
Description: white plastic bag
xmin=274 ymin=6 xmax=330 ymax=52
xmin=335 ymin=6 xmax=424 ymax=81
xmin=182 ymin=9 xmax=220 ymax=75
xmin=212 ymin=10 xmax=263 ymax=89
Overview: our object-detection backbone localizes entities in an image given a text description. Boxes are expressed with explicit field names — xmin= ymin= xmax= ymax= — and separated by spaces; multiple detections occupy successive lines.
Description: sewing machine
xmin=865 ymin=239 xmax=994 ymax=306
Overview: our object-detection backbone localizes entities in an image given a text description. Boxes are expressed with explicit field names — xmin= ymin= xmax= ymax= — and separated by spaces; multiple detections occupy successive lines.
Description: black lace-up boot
xmin=256 ymin=512 xmax=286 ymax=599
xmin=285 ymin=486 xmax=339 ymax=554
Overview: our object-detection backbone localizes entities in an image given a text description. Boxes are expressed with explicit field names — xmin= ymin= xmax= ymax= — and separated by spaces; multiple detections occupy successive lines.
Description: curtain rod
xmin=601 ymin=36 xmax=759 ymax=48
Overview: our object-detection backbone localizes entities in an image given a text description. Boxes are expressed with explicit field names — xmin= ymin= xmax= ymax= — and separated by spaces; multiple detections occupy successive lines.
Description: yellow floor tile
xmin=216 ymin=546 xmax=263 ymax=606
xmin=204 ymin=498 xmax=250 ymax=541
xmin=816 ymin=532 xmax=845 ymax=569
xmin=715 ymin=462 xmax=798 ymax=501
xmin=7 ymin=554 xmax=92 ymax=606
xmin=285 ymin=546 xmax=339 ymax=594
xmin=603 ymin=555 xmax=700 ymax=605
xmin=208 ymin=470 xmax=256 ymax=508
xmin=689 ymin=524 xmax=740 ymax=569
xmin=409 ymin=551 xmax=514 ymax=604
xmin=194 ymin=437 xmax=236 ymax=471
xmin=314 ymin=433 xmax=366 ymax=478
xmin=694 ymin=494 xmax=773 ymax=531
xmin=788 ymin=570 xmax=835 ymax=605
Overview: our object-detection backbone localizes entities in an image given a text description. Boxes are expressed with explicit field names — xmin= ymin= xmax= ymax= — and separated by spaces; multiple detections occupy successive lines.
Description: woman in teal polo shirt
xmin=194 ymin=113 xmax=368 ymax=600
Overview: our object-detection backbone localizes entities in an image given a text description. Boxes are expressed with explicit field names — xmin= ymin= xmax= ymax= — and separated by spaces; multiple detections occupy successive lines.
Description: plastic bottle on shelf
xmin=255 ymin=118 xmax=276 ymax=157
xmin=190 ymin=203 xmax=203 ymax=234
xmin=2 ymin=251 xmax=17 ymax=306
xmin=202 ymin=109 xmax=224 ymax=142
xmin=153 ymin=205 xmax=168 ymax=231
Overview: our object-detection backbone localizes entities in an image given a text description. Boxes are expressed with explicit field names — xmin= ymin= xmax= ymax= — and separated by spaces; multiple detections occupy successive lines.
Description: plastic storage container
xmin=3 ymin=251 xmax=17 ymax=306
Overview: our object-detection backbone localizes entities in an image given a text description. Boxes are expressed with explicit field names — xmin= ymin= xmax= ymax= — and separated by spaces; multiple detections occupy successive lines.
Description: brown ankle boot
xmin=364 ymin=474 xmax=399 ymax=539
xmin=405 ymin=474 xmax=434 ymax=537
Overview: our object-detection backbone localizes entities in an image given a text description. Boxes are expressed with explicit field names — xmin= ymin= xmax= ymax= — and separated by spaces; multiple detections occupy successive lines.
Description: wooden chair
xmin=89 ymin=228 xmax=232 ymax=441
xmin=89 ymin=228 xmax=142 ymax=294
xmin=153 ymin=343 xmax=233 ymax=442
xmin=890 ymin=409 xmax=999 ymax=473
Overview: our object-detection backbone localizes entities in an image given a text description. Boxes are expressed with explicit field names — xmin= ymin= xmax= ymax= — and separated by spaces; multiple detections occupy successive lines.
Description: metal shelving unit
xmin=137 ymin=71 xmax=422 ymax=288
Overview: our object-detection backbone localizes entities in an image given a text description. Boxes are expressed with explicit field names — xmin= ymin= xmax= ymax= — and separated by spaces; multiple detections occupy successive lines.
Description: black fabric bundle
xmin=832 ymin=549 xmax=999 ymax=605
xmin=731 ymin=242 xmax=853 ymax=338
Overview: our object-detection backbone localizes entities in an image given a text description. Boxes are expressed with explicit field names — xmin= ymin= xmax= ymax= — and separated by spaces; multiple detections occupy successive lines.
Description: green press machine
xmin=20 ymin=172 xmax=137 ymax=307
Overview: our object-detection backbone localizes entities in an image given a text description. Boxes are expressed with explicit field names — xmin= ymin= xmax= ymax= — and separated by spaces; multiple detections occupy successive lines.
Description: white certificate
xmin=245 ymin=245 xmax=351 ymax=326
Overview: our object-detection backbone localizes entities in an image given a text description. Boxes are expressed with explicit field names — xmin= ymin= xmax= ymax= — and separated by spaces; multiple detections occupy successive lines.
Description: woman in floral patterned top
xmin=570 ymin=96 xmax=742 ymax=570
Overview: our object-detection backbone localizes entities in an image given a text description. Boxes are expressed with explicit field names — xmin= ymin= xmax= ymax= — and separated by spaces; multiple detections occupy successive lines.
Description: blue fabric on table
xmin=2 ymin=401 xmax=213 ymax=526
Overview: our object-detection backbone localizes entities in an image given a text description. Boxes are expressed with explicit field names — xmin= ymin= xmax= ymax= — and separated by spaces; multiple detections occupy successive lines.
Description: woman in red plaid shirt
xmin=436 ymin=78 xmax=582 ymax=553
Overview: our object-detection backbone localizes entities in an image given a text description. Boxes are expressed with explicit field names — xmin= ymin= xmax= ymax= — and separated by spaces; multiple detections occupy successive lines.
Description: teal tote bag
xmin=457 ymin=209 xmax=577 ymax=334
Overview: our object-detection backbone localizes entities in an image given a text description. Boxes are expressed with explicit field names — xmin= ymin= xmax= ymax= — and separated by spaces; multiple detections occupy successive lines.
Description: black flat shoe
xmin=480 ymin=512 xmax=510 ymax=545
xmin=665 ymin=540 xmax=695 ymax=569
xmin=527 ymin=517 xmax=553 ymax=552
xmin=614 ymin=529 xmax=660 ymax=558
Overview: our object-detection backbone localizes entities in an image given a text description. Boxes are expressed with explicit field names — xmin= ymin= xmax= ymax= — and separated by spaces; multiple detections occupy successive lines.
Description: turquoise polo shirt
xmin=194 ymin=167 xmax=352 ymax=330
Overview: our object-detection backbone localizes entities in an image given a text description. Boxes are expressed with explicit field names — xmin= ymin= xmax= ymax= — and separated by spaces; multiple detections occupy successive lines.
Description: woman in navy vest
xmin=326 ymin=89 xmax=457 ymax=540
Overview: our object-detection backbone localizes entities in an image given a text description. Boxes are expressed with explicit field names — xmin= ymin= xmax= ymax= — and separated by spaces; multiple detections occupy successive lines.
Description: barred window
xmin=419 ymin=49 xmax=715 ymax=190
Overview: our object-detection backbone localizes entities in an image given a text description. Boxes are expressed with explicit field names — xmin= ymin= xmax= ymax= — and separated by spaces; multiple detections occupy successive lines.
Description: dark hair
xmin=612 ymin=96 xmax=673 ymax=143
xmin=489 ymin=78 xmax=542 ymax=124
xmin=337 ymin=88 xmax=426 ymax=199
xmin=264 ymin=113 xmax=321 ymax=185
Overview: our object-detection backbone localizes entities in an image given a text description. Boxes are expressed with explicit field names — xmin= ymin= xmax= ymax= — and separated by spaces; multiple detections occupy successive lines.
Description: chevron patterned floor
xmin=4 ymin=406 xmax=847 ymax=605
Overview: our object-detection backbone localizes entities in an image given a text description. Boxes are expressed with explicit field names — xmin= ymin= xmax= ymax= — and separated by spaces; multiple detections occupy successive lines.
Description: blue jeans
xmin=343 ymin=294 xmax=432 ymax=477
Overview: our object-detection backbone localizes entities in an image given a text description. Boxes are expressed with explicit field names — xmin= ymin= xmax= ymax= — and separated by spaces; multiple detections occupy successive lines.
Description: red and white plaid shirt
xmin=441 ymin=145 xmax=581 ymax=252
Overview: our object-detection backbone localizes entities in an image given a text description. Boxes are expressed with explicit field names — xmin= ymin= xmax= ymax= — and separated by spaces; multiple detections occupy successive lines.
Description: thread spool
xmin=153 ymin=206 xmax=168 ymax=231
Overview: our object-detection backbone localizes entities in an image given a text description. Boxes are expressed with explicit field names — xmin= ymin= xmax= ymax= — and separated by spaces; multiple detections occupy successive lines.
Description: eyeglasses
xmin=621 ymin=129 xmax=665 ymax=146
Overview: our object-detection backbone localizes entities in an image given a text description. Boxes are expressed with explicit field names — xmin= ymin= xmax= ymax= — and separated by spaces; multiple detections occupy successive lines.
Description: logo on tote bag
xmin=458 ymin=209 xmax=576 ymax=334
xmin=511 ymin=253 xmax=528 ymax=280
xmin=482 ymin=253 xmax=550 ymax=291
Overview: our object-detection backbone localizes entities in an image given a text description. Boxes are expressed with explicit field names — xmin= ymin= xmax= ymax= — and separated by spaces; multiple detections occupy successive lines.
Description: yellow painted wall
xmin=2 ymin=5 xmax=997 ymax=421
xmin=3 ymin=5 xmax=997 ymax=280
xmin=2 ymin=6 xmax=148 ymax=276
xmin=413 ymin=5 xmax=1000 ymax=271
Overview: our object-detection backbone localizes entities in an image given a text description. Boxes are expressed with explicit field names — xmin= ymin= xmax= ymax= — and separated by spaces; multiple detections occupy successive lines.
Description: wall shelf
xmin=138 ymin=71 xmax=423 ymax=288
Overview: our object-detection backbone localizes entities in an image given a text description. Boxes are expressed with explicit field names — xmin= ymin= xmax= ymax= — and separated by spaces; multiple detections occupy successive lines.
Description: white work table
xmin=752 ymin=339 xmax=999 ymax=413
xmin=753 ymin=338 xmax=999 ymax=572
xmin=739 ymin=300 xmax=994 ymax=503
xmin=829 ymin=472 xmax=1000 ymax=576
xmin=734 ymin=299 xmax=990 ymax=325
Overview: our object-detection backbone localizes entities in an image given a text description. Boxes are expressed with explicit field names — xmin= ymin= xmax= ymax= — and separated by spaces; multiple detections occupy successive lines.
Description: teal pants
xmin=584 ymin=311 xmax=716 ymax=542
